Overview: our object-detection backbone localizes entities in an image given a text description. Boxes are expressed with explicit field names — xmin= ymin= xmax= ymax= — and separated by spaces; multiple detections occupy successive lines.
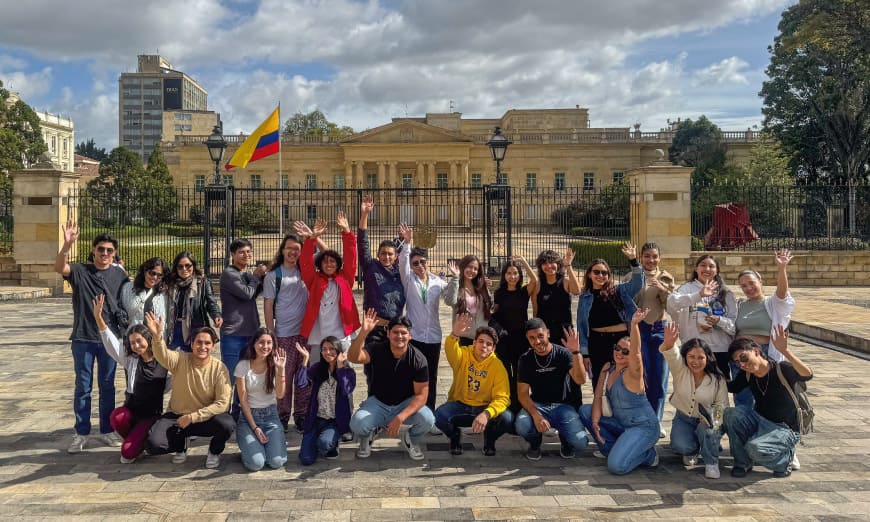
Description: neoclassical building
xmin=163 ymin=107 xmax=758 ymax=191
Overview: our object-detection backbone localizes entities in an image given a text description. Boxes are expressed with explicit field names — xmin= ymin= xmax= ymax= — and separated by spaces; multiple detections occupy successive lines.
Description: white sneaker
xmin=647 ymin=448 xmax=659 ymax=467
xmin=659 ymin=428 xmax=667 ymax=439
xmin=544 ymin=428 xmax=559 ymax=437
xmin=356 ymin=431 xmax=374 ymax=458
xmin=705 ymin=464 xmax=721 ymax=479
xmin=99 ymin=432 xmax=123 ymax=447
xmin=683 ymin=455 xmax=698 ymax=467
xmin=67 ymin=434 xmax=87 ymax=453
xmin=120 ymin=455 xmax=135 ymax=464
xmin=401 ymin=431 xmax=425 ymax=461
xmin=791 ymin=453 xmax=800 ymax=470
xmin=428 ymin=426 xmax=442 ymax=435
xmin=171 ymin=452 xmax=188 ymax=464
xmin=205 ymin=452 xmax=221 ymax=469
xmin=592 ymin=450 xmax=606 ymax=459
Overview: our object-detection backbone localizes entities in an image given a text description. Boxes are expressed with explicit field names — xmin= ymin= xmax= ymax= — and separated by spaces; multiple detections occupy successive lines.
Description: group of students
xmin=55 ymin=195 xmax=812 ymax=478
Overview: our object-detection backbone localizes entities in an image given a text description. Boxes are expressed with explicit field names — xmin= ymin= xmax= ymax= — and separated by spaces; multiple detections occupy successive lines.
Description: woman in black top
xmin=491 ymin=256 xmax=538 ymax=413
xmin=166 ymin=251 xmax=223 ymax=351
xmin=530 ymin=249 xmax=581 ymax=345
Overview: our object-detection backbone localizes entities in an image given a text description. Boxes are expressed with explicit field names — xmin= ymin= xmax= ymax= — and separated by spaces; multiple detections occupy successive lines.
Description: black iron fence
xmin=0 ymin=186 xmax=11 ymax=255
xmin=691 ymin=182 xmax=870 ymax=251
xmin=67 ymin=184 xmax=633 ymax=278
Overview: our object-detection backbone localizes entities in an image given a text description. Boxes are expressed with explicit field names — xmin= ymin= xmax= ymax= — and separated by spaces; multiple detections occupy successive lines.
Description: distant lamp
xmin=205 ymin=124 xmax=227 ymax=184
xmin=487 ymin=126 xmax=511 ymax=183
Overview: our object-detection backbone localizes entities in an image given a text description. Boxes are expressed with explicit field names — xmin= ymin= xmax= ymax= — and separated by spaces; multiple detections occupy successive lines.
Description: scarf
xmin=173 ymin=276 xmax=198 ymax=344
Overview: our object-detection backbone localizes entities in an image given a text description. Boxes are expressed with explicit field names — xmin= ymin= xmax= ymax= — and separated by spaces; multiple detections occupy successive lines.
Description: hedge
xmin=568 ymin=239 xmax=630 ymax=275
xmin=119 ymin=241 xmax=204 ymax=274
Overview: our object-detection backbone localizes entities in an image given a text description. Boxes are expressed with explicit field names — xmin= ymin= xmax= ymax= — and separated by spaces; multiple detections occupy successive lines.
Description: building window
xmin=279 ymin=175 xmax=289 ymax=189
xmin=401 ymin=173 xmax=413 ymax=192
xmin=554 ymin=172 xmax=566 ymax=191
xmin=250 ymin=175 xmax=261 ymax=189
xmin=526 ymin=172 xmax=537 ymax=192
xmin=306 ymin=174 xmax=317 ymax=190
xmin=496 ymin=172 xmax=509 ymax=185
xmin=306 ymin=205 xmax=317 ymax=221
xmin=470 ymin=173 xmax=482 ymax=188
xmin=194 ymin=175 xmax=206 ymax=192
xmin=612 ymin=171 xmax=625 ymax=185
xmin=223 ymin=174 xmax=234 ymax=186
xmin=366 ymin=173 xmax=377 ymax=189
xmin=436 ymin=173 xmax=448 ymax=190
xmin=583 ymin=172 xmax=595 ymax=192
xmin=334 ymin=174 xmax=346 ymax=189
xmin=51 ymin=136 xmax=56 ymax=152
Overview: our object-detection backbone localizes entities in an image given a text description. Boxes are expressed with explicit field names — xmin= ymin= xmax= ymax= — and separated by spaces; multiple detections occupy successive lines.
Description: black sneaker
xmin=280 ymin=418 xmax=290 ymax=433
xmin=525 ymin=446 xmax=542 ymax=461
xmin=731 ymin=465 xmax=753 ymax=478
xmin=293 ymin=415 xmax=305 ymax=433
xmin=559 ymin=443 xmax=575 ymax=459
xmin=482 ymin=445 xmax=496 ymax=457
xmin=773 ymin=468 xmax=792 ymax=478
xmin=449 ymin=437 xmax=463 ymax=455
xmin=325 ymin=447 xmax=340 ymax=460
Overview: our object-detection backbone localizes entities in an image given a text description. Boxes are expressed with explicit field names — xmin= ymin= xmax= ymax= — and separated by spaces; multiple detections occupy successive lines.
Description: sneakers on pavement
xmin=482 ymin=445 xmax=496 ymax=457
xmin=356 ymin=431 xmax=374 ymax=458
xmin=592 ymin=450 xmax=606 ymax=459
xmin=647 ymin=448 xmax=659 ymax=467
xmin=401 ymin=431 xmax=425 ymax=461
xmin=120 ymin=455 xmax=136 ymax=464
xmin=205 ymin=452 xmax=221 ymax=469
xmin=449 ymin=437 xmax=463 ymax=456
xmin=773 ymin=468 xmax=792 ymax=478
xmin=683 ymin=454 xmax=698 ymax=467
xmin=560 ymin=443 xmax=575 ymax=459
xmin=99 ymin=432 xmax=123 ymax=447
xmin=341 ymin=432 xmax=355 ymax=443
xmin=171 ymin=451 xmax=188 ymax=464
xmin=791 ymin=453 xmax=800 ymax=470
xmin=730 ymin=465 xmax=752 ymax=478
xmin=67 ymin=434 xmax=87 ymax=453
xmin=525 ymin=446 xmax=542 ymax=461
xmin=704 ymin=464 xmax=720 ymax=479
xmin=325 ymin=446 xmax=340 ymax=459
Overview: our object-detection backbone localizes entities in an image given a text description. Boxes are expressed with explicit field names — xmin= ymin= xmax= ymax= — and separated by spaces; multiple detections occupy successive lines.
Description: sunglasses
xmin=613 ymin=346 xmax=630 ymax=356
xmin=411 ymin=259 xmax=427 ymax=267
xmin=592 ymin=269 xmax=610 ymax=276
xmin=736 ymin=353 xmax=752 ymax=364
xmin=177 ymin=263 xmax=193 ymax=270
xmin=147 ymin=270 xmax=164 ymax=279
xmin=96 ymin=246 xmax=115 ymax=254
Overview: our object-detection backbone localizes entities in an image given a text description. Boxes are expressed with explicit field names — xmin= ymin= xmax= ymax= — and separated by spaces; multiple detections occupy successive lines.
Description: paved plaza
xmin=1 ymin=291 xmax=869 ymax=521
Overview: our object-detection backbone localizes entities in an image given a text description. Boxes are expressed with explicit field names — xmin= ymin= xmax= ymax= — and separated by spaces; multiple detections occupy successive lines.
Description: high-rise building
xmin=118 ymin=55 xmax=214 ymax=163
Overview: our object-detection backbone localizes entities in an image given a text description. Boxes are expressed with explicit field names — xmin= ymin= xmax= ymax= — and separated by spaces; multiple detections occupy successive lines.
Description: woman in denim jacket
xmin=576 ymin=243 xmax=644 ymax=389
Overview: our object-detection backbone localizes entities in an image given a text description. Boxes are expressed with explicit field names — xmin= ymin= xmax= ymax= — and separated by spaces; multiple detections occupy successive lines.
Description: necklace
xmin=534 ymin=349 xmax=554 ymax=369
xmin=757 ymin=370 xmax=770 ymax=396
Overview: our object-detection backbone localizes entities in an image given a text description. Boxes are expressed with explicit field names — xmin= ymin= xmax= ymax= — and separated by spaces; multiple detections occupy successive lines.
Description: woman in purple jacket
xmin=295 ymin=337 xmax=357 ymax=465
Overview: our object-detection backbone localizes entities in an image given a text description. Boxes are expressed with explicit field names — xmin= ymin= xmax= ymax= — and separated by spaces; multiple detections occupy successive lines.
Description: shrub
xmin=236 ymin=201 xmax=276 ymax=233
xmin=568 ymin=240 xmax=630 ymax=275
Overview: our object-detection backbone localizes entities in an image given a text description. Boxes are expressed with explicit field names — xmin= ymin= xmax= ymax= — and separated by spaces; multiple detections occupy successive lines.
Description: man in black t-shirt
xmin=724 ymin=327 xmax=813 ymax=478
xmin=515 ymin=318 xmax=589 ymax=461
xmin=348 ymin=310 xmax=433 ymax=460
xmin=55 ymin=220 xmax=130 ymax=454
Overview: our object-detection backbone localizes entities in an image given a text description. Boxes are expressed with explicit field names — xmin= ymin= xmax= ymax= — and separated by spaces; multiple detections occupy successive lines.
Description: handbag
xmin=775 ymin=362 xmax=814 ymax=437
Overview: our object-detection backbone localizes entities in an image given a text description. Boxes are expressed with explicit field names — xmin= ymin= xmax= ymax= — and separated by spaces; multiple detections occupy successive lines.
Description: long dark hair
xmin=313 ymin=336 xmax=342 ymax=383
xmin=133 ymin=257 xmax=168 ymax=292
xmin=240 ymin=328 xmax=278 ymax=394
xmin=680 ymin=338 xmax=726 ymax=380
xmin=583 ymin=258 xmax=615 ymax=293
xmin=166 ymin=251 xmax=204 ymax=287
xmin=123 ymin=324 xmax=153 ymax=358
xmin=270 ymin=234 xmax=302 ymax=271
xmin=497 ymin=258 xmax=524 ymax=291
xmin=691 ymin=254 xmax=729 ymax=306
xmin=535 ymin=249 xmax=565 ymax=282
xmin=455 ymin=255 xmax=491 ymax=319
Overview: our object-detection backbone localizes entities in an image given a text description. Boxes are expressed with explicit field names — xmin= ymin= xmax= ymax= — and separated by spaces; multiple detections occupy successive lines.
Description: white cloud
xmin=693 ymin=57 xmax=751 ymax=86
xmin=0 ymin=67 xmax=53 ymax=102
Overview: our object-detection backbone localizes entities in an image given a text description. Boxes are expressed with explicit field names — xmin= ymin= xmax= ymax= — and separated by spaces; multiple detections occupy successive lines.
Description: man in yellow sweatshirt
xmin=435 ymin=313 xmax=512 ymax=456
xmin=144 ymin=313 xmax=234 ymax=469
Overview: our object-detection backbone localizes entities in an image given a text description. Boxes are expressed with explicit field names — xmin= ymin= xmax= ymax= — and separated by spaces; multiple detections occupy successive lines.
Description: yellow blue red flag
xmin=225 ymin=107 xmax=280 ymax=170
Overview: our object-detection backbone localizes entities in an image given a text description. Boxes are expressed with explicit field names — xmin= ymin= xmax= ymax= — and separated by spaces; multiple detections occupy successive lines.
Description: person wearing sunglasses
xmin=396 ymin=224 xmax=448 ymax=416
xmin=576 ymin=243 xmax=644 ymax=390
xmin=55 ymin=221 xmax=131 ymax=454
xmin=579 ymin=308 xmax=660 ymax=475
xmin=121 ymin=257 xmax=170 ymax=338
xmin=166 ymin=252 xmax=222 ymax=352
xmin=724 ymin=326 xmax=812 ymax=478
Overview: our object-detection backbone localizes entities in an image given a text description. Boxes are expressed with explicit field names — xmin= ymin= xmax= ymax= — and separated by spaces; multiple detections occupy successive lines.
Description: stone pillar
xmin=345 ymin=161 xmax=354 ymax=187
xmin=416 ymin=161 xmax=425 ymax=187
xmin=625 ymin=160 xmax=694 ymax=277
xmin=388 ymin=161 xmax=397 ymax=189
xmin=11 ymin=165 xmax=82 ymax=295
xmin=377 ymin=162 xmax=386 ymax=187
xmin=355 ymin=161 xmax=365 ymax=188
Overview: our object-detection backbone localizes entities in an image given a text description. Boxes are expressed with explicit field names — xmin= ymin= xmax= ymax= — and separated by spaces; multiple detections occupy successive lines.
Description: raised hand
xmin=273 ymin=346 xmax=286 ymax=368
xmin=361 ymin=308 xmax=378 ymax=333
xmin=663 ymin=322 xmax=679 ymax=350
xmin=631 ymin=307 xmax=650 ymax=325
xmin=336 ymin=211 xmax=349 ymax=232
xmin=361 ymin=194 xmax=374 ymax=214
xmin=561 ymin=326 xmax=580 ymax=352
xmin=563 ymin=248 xmax=575 ymax=268
xmin=774 ymin=248 xmax=793 ymax=268
xmin=293 ymin=220 xmax=313 ymax=238
xmin=62 ymin=219 xmax=79 ymax=246
xmin=621 ymin=242 xmax=637 ymax=260
xmin=699 ymin=278 xmax=719 ymax=298
xmin=771 ymin=324 xmax=790 ymax=354
xmin=446 ymin=259 xmax=459 ymax=277
xmin=312 ymin=218 xmax=328 ymax=237
xmin=399 ymin=223 xmax=413 ymax=243
xmin=452 ymin=313 xmax=473 ymax=337
xmin=92 ymin=294 xmax=105 ymax=322
xmin=336 ymin=350 xmax=348 ymax=367
xmin=144 ymin=311 xmax=164 ymax=339
xmin=295 ymin=342 xmax=309 ymax=363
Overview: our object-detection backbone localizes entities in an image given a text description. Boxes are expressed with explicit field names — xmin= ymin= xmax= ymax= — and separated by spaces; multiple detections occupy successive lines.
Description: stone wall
xmin=682 ymin=251 xmax=870 ymax=286
xmin=0 ymin=256 xmax=20 ymax=285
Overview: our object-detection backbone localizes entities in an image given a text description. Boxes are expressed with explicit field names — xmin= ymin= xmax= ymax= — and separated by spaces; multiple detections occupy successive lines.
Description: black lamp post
xmin=205 ymin=124 xmax=227 ymax=184
xmin=486 ymin=126 xmax=512 ymax=183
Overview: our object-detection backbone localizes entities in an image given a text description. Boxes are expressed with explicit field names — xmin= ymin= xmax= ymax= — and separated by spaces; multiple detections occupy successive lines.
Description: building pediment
xmin=342 ymin=120 xmax=474 ymax=145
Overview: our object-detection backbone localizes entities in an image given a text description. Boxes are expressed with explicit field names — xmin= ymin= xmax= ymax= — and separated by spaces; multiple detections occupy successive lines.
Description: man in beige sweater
xmin=144 ymin=313 xmax=234 ymax=469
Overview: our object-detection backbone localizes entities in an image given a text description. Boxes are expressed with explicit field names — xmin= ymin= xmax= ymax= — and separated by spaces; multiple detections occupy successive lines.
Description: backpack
xmin=272 ymin=266 xmax=282 ymax=316
xmin=774 ymin=362 xmax=814 ymax=437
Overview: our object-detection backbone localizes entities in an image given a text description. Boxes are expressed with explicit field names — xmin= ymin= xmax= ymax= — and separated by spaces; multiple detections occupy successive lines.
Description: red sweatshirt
xmin=299 ymin=231 xmax=360 ymax=339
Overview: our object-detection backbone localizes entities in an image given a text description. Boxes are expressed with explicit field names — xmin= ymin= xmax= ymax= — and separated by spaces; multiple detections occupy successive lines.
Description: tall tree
xmin=87 ymin=147 xmax=146 ymax=227
xmin=141 ymin=143 xmax=178 ymax=225
xmin=283 ymin=109 xmax=354 ymax=138
xmin=760 ymin=0 xmax=870 ymax=232
xmin=668 ymin=116 xmax=728 ymax=186
xmin=0 ymin=80 xmax=48 ymax=187
xmin=75 ymin=138 xmax=108 ymax=161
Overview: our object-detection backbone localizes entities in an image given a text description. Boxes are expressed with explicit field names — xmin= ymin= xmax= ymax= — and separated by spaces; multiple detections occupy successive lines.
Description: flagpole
xmin=278 ymin=102 xmax=283 ymax=236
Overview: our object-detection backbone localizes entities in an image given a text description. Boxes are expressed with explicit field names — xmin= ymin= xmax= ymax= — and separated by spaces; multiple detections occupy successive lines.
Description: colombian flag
xmin=225 ymin=107 xmax=280 ymax=170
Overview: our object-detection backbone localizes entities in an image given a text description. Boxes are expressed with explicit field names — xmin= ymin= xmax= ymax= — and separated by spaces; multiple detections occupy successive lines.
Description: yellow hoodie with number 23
xmin=444 ymin=335 xmax=511 ymax=419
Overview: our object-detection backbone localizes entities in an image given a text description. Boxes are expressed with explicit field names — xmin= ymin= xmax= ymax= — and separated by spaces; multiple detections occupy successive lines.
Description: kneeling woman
xmin=94 ymin=295 xmax=169 ymax=463
xmin=235 ymin=328 xmax=288 ymax=471
xmin=296 ymin=337 xmax=356 ymax=465
xmin=660 ymin=323 xmax=729 ymax=478
xmin=580 ymin=308 xmax=659 ymax=475
xmin=435 ymin=314 xmax=513 ymax=456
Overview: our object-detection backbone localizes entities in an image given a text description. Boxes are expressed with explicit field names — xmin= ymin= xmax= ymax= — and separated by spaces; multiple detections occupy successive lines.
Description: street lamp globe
xmin=487 ymin=126 xmax=511 ymax=162
xmin=205 ymin=125 xmax=227 ymax=183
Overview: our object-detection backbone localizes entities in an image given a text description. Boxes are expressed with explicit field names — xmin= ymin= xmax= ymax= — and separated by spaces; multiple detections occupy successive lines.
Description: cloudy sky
xmin=0 ymin=0 xmax=793 ymax=150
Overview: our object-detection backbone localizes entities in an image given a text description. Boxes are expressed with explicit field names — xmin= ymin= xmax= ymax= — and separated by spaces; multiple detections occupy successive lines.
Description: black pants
xmin=410 ymin=339 xmax=441 ymax=412
xmin=495 ymin=331 xmax=528 ymax=413
xmin=146 ymin=412 xmax=235 ymax=456
xmin=588 ymin=329 xmax=628 ymax=390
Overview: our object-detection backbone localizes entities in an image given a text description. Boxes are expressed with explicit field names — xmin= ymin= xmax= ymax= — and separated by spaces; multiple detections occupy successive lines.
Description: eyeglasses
xmin=96 ymin=246 xmax=115 ymax=254
xmin=592 ymin=269 xmax=610 ymax=276
xmin=177 ymin=263 xmax=193 ymax=270
xmin=411 ymin=259 xmax=427 ymax=267
xmin=613 ymin=346 xmax=630 ymax=356
xmin=235 ymin=250 xmax=253 ymax=256
xmin=147 ymin=270 xmax=164 ymax=279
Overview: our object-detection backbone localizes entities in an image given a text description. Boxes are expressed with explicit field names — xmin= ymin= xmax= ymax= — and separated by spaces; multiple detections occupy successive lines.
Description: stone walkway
xmin=1 ymin=295 xmax=870 ymax=520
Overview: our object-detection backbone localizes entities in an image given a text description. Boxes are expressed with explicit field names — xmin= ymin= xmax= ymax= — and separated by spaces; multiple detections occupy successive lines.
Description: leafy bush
xmin=568 ymin=240 xmax=630 ymax=275
xmin=551 ymin=183 xmax=629 ymax=236
xmin=164 ymin=225 xmax=226 ymax=238
xmin=236 ymin=201 xmax=276 ymax=233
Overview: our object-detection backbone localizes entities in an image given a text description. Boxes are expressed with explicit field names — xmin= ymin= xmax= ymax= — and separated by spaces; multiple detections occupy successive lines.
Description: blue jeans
xmin=724 ymin=406 xmax=799 ymax=473
xmin=579 ymin=404 xmax=659 ymax=475
xmin=434 ymin=401 xmax=514 ymax=445
xmin=669 ymin=411 xmax=723 ymax=465
xmin=515 ymin=402 xmax=589 ymax=451
xmin=237 ymin=404 xmax=287 ymax=471
xmin=349 ymin=396 xmax=435 ymax=445
xmin=639 ymin=321 xmax=668 ymax=423
xmin=299 ymin=418 xmax=340 ymax=465
xmin=170 ymin=322 xmax=190 ymax=352
xmin=71 ymin=341 xmax=117 ymax=435
xmin=220 ymin=334 xmax=250 ymax=418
